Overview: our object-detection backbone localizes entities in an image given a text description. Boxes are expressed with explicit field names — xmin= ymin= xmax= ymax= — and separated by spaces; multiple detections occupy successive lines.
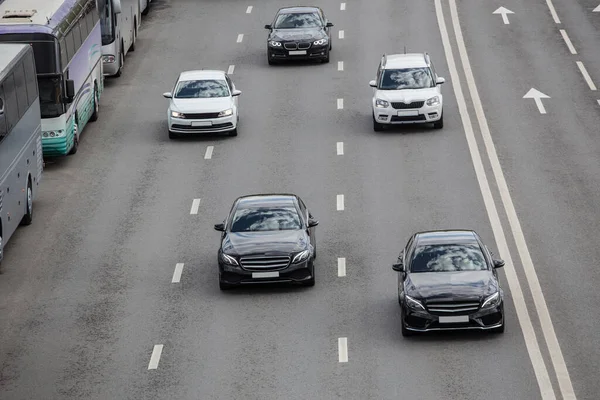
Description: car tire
xmin=491 ymin=320 xmax=505 ymax=334
xmin=219 ymin=277 xmax=233 ymax=291
xmin=322 ymin=51 xmax=330 ymax=64
xmin=373 ymin=114 xmax=384 ymax=132
xmin=433 ymin=113 xmax=444 ymax=129
xmin=20 ymin=180 xmax=33 ymax=226
xmin=229 ymin=128 xmax=238 ymax=137
xmin=401 ymin=309 xmax=414 ymax=337
xmin=303 ymin=276 xmax=315 ymax=287
xmin=168 ymin=130 xmax=177 ymax=139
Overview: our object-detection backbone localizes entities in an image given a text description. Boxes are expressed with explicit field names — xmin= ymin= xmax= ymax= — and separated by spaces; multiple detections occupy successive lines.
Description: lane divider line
xmin=190 ymin=198 xmax=201 ymax=215
xmin=338 ymin=337 xmax=348 ymax=362
xmin=338 ymin=61 xmax=344 ymax=71
xmin=576 ymin=61 xmax=597 ymax=91
xmin=205 ymin=146 xmax=214 ymax=160
xmin=227 ymin=65 xmax=235 ymax=74
xmin=545 ymin=0 xmax=561 ymax=24
xmin=338 ymin=30 xmax=344 ymax=39
xmin=172 ymin=263 xmax=184 ymax=283
xmin=337 ymin=98 xmax=344 ymax=109
xmin=340 ymin=2 xmax=346 ymax=11
xmin=559 ymin=30 xmax=577 ymax=55
xmin=336 ymin=194 xmax=344 ymax=211
xmin=148 ymin=344 xmax=164 ymax=370
xmin=237 ymin=34 xmax=244 ymax=43
xmin=337 ymin=257 xmax=346 ymax=277
xmin=246 ymin=6 xmax=253 ymax=14
xmin=337 ymin=141 xmax=344 ymax=155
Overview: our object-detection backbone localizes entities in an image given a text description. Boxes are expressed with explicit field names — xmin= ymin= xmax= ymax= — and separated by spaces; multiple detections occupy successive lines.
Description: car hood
xmin=222 ymin=230 xmax=309 ymax=256
xmin=269 ymin=28 xmax=326 ymax=41
xmin=171 ymin=97 xmax=232 ymax=113
xmin=375 ymin=88 xmax=439 ymax=103
xmin=404 ymin=271 xmax=498 ymax=302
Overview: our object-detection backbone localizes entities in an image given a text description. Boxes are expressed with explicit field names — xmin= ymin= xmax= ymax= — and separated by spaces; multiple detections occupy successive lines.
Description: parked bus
xmin=0 ymin=0 xmax=103 ymax=157
xmin=0 ymin=43 xmax=43 ymax=267
xmin=99 ymin=0 xmax=140 ymax=77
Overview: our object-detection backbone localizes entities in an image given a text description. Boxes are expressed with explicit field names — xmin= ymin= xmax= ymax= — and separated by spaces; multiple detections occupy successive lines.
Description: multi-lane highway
xmin=1 ymin=0 xmax=599 ymax=398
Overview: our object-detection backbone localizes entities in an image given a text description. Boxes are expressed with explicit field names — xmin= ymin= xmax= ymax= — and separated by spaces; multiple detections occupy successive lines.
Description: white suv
xmin=369 ymin=53 xmax=445 ymax=131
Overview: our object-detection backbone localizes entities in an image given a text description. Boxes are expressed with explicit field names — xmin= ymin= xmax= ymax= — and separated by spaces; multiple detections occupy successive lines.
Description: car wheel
xmin=373 ymin=114 xmax=384 ymax=132
xmin=229 ymin=128 xmax=238 ymax=137
xmin=303 ymin=266 xmax=315 ymax=287
xmin=491 ymin=319 xmax=505 ymax=334
xmin=433 ymin=113 xmax=444 ymax=129
xmin=401 ymin=309 xmax=414 ymax=337
xmin=322 ymin=50 xmax=330 ymax=63
xmin=168 ymin=130 xmax=177 ymax=139
xmin=219 ymin=278 xmax=233 ymax=291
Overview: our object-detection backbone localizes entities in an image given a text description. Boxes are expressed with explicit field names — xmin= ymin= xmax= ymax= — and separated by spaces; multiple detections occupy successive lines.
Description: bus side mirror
xmin=112 ymin=0 xmax=122 ymax=14
xmin=65 ymin=79 xmax=75 ymax=103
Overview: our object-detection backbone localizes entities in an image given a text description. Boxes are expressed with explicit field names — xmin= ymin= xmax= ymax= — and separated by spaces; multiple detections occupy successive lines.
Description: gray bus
xmin=0 ymin=43 xmax=43 ymax=266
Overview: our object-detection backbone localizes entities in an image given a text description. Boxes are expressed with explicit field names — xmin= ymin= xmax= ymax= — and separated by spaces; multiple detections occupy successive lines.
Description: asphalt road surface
xmin=1 ymin=0 xmax=599 ymax=399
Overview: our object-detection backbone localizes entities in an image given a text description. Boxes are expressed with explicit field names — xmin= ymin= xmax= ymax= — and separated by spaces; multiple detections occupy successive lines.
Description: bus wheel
xmin=115 ymin=49 xmax=124 ymax=77
xmin=69 ymin=119 xmax=79 ymax=155
xmin=130 ymin=20 xmax=137 ymax=51
xmin=21 ymin=179 xmax=33 ymax=226
xmin=90 ymin=85 xmax=99 ymax=122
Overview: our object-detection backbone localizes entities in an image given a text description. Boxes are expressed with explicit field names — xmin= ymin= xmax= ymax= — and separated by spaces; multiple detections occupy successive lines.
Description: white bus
xmin=140 ymin=0 xmax=152 ymax=16
xmin=100 ymin=0 xmax=140 ymax=77
xmin=0 ymin=43 xmax=43 ymax=267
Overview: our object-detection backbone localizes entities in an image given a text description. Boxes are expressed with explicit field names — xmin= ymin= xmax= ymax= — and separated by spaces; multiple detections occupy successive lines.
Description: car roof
xmin=277 ymin=6 xmax=319 ymax=14
xmin=414 ymin=230 xmax=480 ymax=246
xmin=235 ymin=194 xmax=299 ymax=208
xmin=178 ymin=70 xmax=226 ymax=81
xmin=383 ymin=53 xmax=428 ymax=69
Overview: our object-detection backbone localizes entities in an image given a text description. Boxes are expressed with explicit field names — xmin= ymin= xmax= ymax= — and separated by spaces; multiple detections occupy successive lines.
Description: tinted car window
xmin=230 ymin=206 xmax=302 ymax=232
xmin=174 ymin=79 xmax=229 ymax=98
xmin=380 ymin=68 xmax=434 ymax=90
xmin=274 ymin=12 xmax=322 ymax=28
xmin=410 ymin=244 xmax=487 ymax=272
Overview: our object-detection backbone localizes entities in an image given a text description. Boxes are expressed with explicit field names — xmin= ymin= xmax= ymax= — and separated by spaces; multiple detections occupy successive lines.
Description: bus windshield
xmin=99 ymin=0 xmax=115 ymax=45
xmin=37 ymin=76 xmax=64 ymax=118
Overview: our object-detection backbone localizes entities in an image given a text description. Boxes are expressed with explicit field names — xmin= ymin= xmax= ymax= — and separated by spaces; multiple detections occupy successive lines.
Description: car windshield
xmin=174 ymin=79 xmax=229 ymax=98
xmin=230 ymin=205 xmax=302 ymax=232
xmin=380 ymin=68 xmax=434 ymax=90
xmin=274 ymin=12 xmax=322 ymax=28
xmin=410 ymin=244 xmax=487 ymax=272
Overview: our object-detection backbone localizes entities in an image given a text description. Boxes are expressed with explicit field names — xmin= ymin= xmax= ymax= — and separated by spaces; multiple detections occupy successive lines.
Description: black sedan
xmin=392 ymin=230 xmax=506 ymax=336
xmin=265 ymin=6 xmax=333 ymax=65
xmin=214 ymin=194 xmax=318 ymax=290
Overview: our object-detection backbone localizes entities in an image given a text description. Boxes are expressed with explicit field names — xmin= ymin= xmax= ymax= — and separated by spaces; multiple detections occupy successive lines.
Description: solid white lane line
xmin=172 ymin=263 xmax=184 ymax=283
xmin=336 ymin=194 xmax=344 ymax=210
xmin=148 ymin=345 xmax=164 ymax=370
xmin=448 ymin=0 xmax=576 ymax=398
xmin=237 ymin=34 xmax=244 ymax=43
xmin=545 ymin=0 xmax=561 ymax=24
xmin=337 ymin=98 xmax=344 ymax=109
xmin=337 ymin=141 xmax=344 ymax=155
xmin=597 ymin=100 xmax=600 ymax=107
xmin=337 ymin=258 xmax=346 ymax=277
xmin=338 ymin=337 xmax=348 ymax=362
xmin=190 ymin=198 xmax=201 ymax=215
xmin=338 ymin=61 xmax=344 ymax=71
xmin=246 ymin=6 xmax=253 ymax=13
xmin=227 ymin=65 xmax=235 ymax=74
xmin=559 ymin=30 xmax=577 ymax=54
xmin=340 ymin=2 xmax=346 ymax=11
xmin=435 ymin=1 xmax=556 ymax=399
xmin=338 ymin=30 xmax=344 ymax=39
xmin=576 ymin=61 xmax=597 ymax=91
xmin=204 ymin=146 xmax=214 ymax=159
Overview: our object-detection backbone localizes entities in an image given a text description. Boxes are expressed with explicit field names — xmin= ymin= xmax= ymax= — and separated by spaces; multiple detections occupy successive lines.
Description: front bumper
xmin=218 ymin=259 xmax=314 ymax=286
xmin=103 ymin=60 xmax=119 ymax=76
xmin=268 ymin=45 xmax=329 ymax=61
xmin=402 ymin=302 xmax=504 ymax=332
xmin=373 ymin=103 xmax=442 ymax=124
xmin=168 ymin=114 xmax=237 ymax=134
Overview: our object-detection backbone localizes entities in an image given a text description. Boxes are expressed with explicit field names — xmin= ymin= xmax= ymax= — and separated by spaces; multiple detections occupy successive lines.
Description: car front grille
xmin=182 ymin=112 xmax=221 ymax=119
xmin=298 ymin=42 xmax=311 ymax=50
xmin=426 ymin=301 xmax=480 ymax=315
xmin=283 ymin=42 xmax=311 ymax=50
xmin=171 ymin=122 xmax=233 ymax=131
xmin=391 ymin=101 xmax=425 ymax=109
xmin=240 ymin=255 xmax=291 ymax=271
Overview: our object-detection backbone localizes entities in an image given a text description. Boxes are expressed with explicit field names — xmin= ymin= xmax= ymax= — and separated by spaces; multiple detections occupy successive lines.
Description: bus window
xmin=13 ymin=62 xmax=28 ymax=117
xmin=2 ymin=74 xmax=18 ymax=131
xmin=0 ymin=89 xmax=6 ymax=141
xmin=23 ymin=52 xmax=38 ymax=104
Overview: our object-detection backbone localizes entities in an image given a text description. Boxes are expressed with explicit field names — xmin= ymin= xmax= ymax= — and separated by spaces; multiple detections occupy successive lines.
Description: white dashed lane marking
xmin=204 ymin=146 xmax=214 ymax=160
xmin=340 ymin=2 xmax=346 ymax=11
xmin=338 ymin=257 xmax=346 ymax=277
xmin=172 ymin=263 xmax=184 ymax=283
xmin=338 ymin=338 xmax=348 ymax=362
xmin=576 ymin=61 xmax=597 ymax=90
xmin=237 ymin=34 xmax=244 ymax=43
xmin=227 ymin=65 xmax=235 ymax=74
xmin=337 ymin=98 xmax=344 ymax=109
xmin=337 ymin=61 xmax=344 ymax=71
xmin=559 ymin=30 xmax=577 ymax=54
xmin=148 ymin=345 xmax=164 ymax=370
xmin=336 ymin=141 xmax=344 ymax=155
xmin=336 ymin=194 xmax=344 ymax=211
xmin=190 ymin=198 xmax=201 ymax=215
xmin=338 ymin=30 xmax=344 ymax=39
xmin=246 ymin=6 xmax=253 ymax=13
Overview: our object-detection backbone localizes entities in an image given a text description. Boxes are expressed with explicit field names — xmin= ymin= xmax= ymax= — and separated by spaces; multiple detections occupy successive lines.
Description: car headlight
xmin=171 ymin=111 xmax=185 ymax=118
xmin=220 ymin=253 xmax=239 ymax=266
xmin=269 ymin=41 xmax=282 ymax=47
xmin=426 ymin=96 xmax=440 ymax=106
xmin=292 ymin=249 xmax=310 ymax=264
xmin=218 ymin=108 xmax=233 ymax=117
xmin=405 ymin=295 xmax=426 ymax=311
xmin=375 ymin=99 xmax=389 ymax=108
xmin=313 ymin=38 xmax=328 ymax=46
xmin=481 ymin=292 xmax=501 ymax=309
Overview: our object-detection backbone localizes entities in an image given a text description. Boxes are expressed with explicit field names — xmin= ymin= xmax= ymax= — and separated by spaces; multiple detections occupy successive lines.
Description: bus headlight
xmin=103 ymin=55 xmax=115 ymax=63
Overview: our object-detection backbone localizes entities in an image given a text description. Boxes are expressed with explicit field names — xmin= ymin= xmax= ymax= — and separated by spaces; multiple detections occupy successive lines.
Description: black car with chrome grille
xmin=392 ymin=230 xmax=506 ymax=336
xmin=214 ymin=194 xmax=319 ymax=290
xmin=265 ymin=6 xmax=333 ymax=65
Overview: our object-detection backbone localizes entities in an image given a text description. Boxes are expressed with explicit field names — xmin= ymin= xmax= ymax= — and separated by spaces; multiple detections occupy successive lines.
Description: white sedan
xmin=163 ymin=70 xmax=241 ymax=139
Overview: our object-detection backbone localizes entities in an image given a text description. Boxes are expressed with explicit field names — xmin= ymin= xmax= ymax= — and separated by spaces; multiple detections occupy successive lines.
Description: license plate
xmin=397 ymin=110 xmax=419 ymax=116
xmin=439 ymin=315 xmax=469 ymax=323
xmin=252 ymin=271 xmax=280 ymax=278
xmin=289 ymin=50 xmax=307 ymax=55
xmin=191 ymin=121 xmax=211 ymax=127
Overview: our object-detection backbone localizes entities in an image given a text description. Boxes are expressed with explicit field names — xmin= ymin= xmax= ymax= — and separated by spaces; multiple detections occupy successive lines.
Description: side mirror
xmin=264 ymin=24 xmax=272 ymax=29
xmin=214 ymin=223 xmax=225 ymax=232
xmin=162 ymin=92 xmax=172 ymax=98
xmin=308 ymin=219 xmax=319 ymax=227
xmin=326 ymin=22 xmax=334 ymax=27
xmin=231 ymin=89 xmax=242 ymax=96
xmin=493 ymin=259 xmax=505 ymax=269
xmin=369 ymin=80 xmax=377 ymax=88
xmin=392 ymin=262 xmax=404 ymax=272
xmin=436 ymin=77 xmax=446 ymax=85
xmin=112 ymin=0 xmax=122 ymax=14
xmin=65 ymin=79 xmax=75 ymax=102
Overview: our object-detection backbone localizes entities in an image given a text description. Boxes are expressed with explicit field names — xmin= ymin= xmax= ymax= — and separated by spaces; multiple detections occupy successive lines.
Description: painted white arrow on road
xmin=593 ymin=4 xmax=600 ymax=12
xmin=523 ymin=88 xmax=550 ymax=114
xmin=493 ymin=7 xmax=515 ymax=24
